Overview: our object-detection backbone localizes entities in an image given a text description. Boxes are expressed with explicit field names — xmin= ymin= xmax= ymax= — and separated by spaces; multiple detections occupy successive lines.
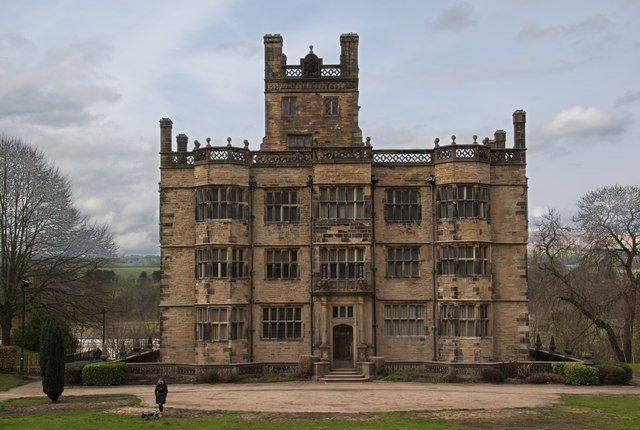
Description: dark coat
xmin=154 ymin=381 xmax=168 ymax=404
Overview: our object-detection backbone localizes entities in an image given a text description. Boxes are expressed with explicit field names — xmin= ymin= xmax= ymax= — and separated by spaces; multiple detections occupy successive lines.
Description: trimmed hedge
xmin=594 ymin=361 xmax=632 ymax=383
xmin=481 ymin=367 xmax=506 ymax=383
xmin=0 ymin=346 xmax=18 ymax=372
xmin=595 ymin=365 xmax=628 ymax=385
xmin=82 ymin=362 xmax=126 ymax=386
xmin=563 ymin=363 xmax=599 ymax=385
xmin=526 ymin=373 xmax=565 ymax=384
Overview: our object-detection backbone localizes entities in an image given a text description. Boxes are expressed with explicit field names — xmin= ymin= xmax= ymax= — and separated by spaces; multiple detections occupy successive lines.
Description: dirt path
xmin=2 ymin=380 xmax=640 ymax=413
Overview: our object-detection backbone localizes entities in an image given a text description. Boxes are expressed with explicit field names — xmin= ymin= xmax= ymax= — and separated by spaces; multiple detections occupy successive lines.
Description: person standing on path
xmin=154 ymin=378 xmax=168 ymax=417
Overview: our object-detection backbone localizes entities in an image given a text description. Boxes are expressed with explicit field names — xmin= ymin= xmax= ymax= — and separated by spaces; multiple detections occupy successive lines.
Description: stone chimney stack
xmin=513 ymin=110 xmax=526 ymax=149
xmin=176 ymin=134 xmax=188 ymax=153
xmin=160 ymin=118 xmax=173 ymax=153
xmin=494 ymin=130 xmax=506 ymax=149
xmin=264 ymin=34 xmax=284 ymax=80
xmin=340 ymin=33 xmax=359 ymax=78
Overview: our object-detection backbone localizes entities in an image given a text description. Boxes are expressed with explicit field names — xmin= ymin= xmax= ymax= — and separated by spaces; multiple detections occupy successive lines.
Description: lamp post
xmin=20 ymin=280 xmax=31 ymax=377
xmin=102 ymin=306 xmax=106 ymax=359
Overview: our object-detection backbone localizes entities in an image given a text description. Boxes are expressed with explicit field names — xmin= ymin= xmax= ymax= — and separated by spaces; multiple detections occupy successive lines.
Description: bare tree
xmin=0 ymin=136 xmax=118 ymax=344
xmin=574 ymin=185 xmax=640 ymax=361
xmin=534 ymin=184 xmax=640 ymax=362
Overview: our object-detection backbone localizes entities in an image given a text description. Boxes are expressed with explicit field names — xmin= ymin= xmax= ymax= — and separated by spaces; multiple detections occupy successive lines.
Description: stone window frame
xmin=195 ymin=306 xmax=247 ymax=342
xmin=265 ymin=189 xmax=300 ymax=224
xmin=195 ymin=246 xmax=248 ymax=279
xmin=288 ymin=134 xmax=311 ymax=148
xmin=196 ymin=248 xmax=209 ymax=278
xmin=437 ymin=244 xmax=490 ymax=277
xmin=436 ymin=184 xmax=489 ymax=220
xmin=195 ymin=186 xmax=248 ymax=222
xmin=265 ymin=248 xmax=299 ymax=280
xmin=261 ymin=306 xmax=303 ymax=340
xmin=319 ymin=247 xmax=365 ymax=281
xmin=319 ymin=187 xmax=365 ymax=220
xmin=384 ymin=189 xmax=421 ymax=223
xmin=282 ymin=96 xmax=297 ymax=116
xmin=439 ymin=303 xmax=490 ymax=337
xmin=386 ymin=246 xmax=420 ymax=278
xmin=324 ymin=96 xmax=339 ymax=116
xmin=383 ymin=303 xmax=425 ymax=337
xmin=332 ymin=305 xmax=354 ymax=319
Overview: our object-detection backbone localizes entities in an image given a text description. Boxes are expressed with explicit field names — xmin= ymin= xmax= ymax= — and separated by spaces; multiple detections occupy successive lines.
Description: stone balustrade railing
xmin=162 ymin=145 xmax=525 ymax=168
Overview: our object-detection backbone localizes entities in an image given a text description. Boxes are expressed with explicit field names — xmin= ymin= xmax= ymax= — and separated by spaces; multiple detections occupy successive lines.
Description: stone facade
xmin=158 ymin=34 xmax=529 ymax=366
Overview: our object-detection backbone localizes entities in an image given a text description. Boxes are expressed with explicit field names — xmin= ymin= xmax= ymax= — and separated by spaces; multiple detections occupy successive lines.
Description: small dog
xmin=141 ymin=410 xmax=159 ymax=420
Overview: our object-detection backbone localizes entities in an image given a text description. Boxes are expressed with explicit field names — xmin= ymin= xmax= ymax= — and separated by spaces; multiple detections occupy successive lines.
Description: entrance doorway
xmin=332 ymin=324 xmax=353 ymax=368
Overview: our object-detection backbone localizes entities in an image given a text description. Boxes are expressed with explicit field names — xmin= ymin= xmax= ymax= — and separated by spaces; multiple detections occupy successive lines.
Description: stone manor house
xmin=158 ymin=34 xmax=529 ymax=367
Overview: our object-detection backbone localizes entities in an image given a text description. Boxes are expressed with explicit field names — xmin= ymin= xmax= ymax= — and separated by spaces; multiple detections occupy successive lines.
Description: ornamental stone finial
xmin=244 ymin=139 xmax=249 ymax=149
xmin=194 ymin=140 xmax=200 ymax=149
xmin=227 ymin=137 xmax=232 ymax=147
xmin=434 ymin=137 xmax=440 ymax=147
xmin=309 ymin=45 xmax=314 ymax=52
xmin=206 ymin=137 xmax=211 ymax=147
xmin=366 ymin=136 xmax=371 ymax=146
xmin=451 ymin=135 xmax=456 ymax=145
xmin=473 ymin=135 xmax=478 ymax=144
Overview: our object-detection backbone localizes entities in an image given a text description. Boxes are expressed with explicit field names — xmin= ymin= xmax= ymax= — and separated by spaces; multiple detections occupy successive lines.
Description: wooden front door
xmin=332 ymin=324 xmax=353 ymax=368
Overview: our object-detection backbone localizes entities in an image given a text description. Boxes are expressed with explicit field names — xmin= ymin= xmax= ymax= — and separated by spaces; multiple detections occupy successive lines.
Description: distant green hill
xmin=116 ymin=255 xmax=160 ymax=267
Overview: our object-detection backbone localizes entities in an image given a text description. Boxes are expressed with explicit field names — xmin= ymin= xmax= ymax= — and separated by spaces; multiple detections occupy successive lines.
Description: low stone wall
xmin=383 ymin=361 xmax=553 ymax=379
xmin=125 ymin=362 xmax=299 ymax=383
xmin=23 ymin=360 xmax=552 ymax=382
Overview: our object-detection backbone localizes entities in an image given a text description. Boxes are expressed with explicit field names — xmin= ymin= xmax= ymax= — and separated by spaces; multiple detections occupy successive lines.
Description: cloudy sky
xmin=1 ymin=0 xmax=638 ymax=255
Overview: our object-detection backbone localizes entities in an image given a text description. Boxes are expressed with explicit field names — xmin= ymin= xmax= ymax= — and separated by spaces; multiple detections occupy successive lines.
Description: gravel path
xmin=2 ymin=380 xmax=640 ymax=412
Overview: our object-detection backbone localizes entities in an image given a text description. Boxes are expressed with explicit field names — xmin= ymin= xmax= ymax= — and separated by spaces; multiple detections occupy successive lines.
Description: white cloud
xmin=538 ymin=106 xmax=627 ymax=138
xmin=531 ymin=206 xmax=549 ymax=218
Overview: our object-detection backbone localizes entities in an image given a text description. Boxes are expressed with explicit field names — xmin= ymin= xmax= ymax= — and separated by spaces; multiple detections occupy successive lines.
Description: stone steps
xmin=319 ymin=368 xmax=369 ymax=383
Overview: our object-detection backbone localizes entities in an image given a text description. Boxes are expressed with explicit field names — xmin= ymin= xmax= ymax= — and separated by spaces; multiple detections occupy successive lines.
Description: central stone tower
xmin=262 ymin=34 xmax=362 ymax=150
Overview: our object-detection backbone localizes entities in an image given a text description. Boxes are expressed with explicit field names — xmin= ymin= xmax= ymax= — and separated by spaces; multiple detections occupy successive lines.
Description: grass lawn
xmin=0 ymin=374 xmax=29 ymax=392
xmin=107 ymin=266 xmax=159 ymax=280
xmin=628 ymin=363 xmax=640 ymax=376
xmin=1 ymin=394 xmax=639 ymax=429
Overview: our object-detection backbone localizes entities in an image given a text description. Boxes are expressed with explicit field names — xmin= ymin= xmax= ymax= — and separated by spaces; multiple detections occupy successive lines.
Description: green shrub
xmin=481 ymin=367 xmax=506 ymax=383
xmin=65 ymin=361 xmax=91 ymax=384
xmin=82 ymin=362 xmax=126 ymax=386
xmin=380 ymin=372 xmax=413 ymax=382
xmin=525 ymin=372 xmax=565 ymax=384
xmin=594 ymin=361 xmax=632 ymax=383
xmin=595 ymin=365 xmax=628 ymax=385
xmin=563 ymin=363 xmax=599 ymax=386
xmin=551 ymin=362 xmax=567 ymax=378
